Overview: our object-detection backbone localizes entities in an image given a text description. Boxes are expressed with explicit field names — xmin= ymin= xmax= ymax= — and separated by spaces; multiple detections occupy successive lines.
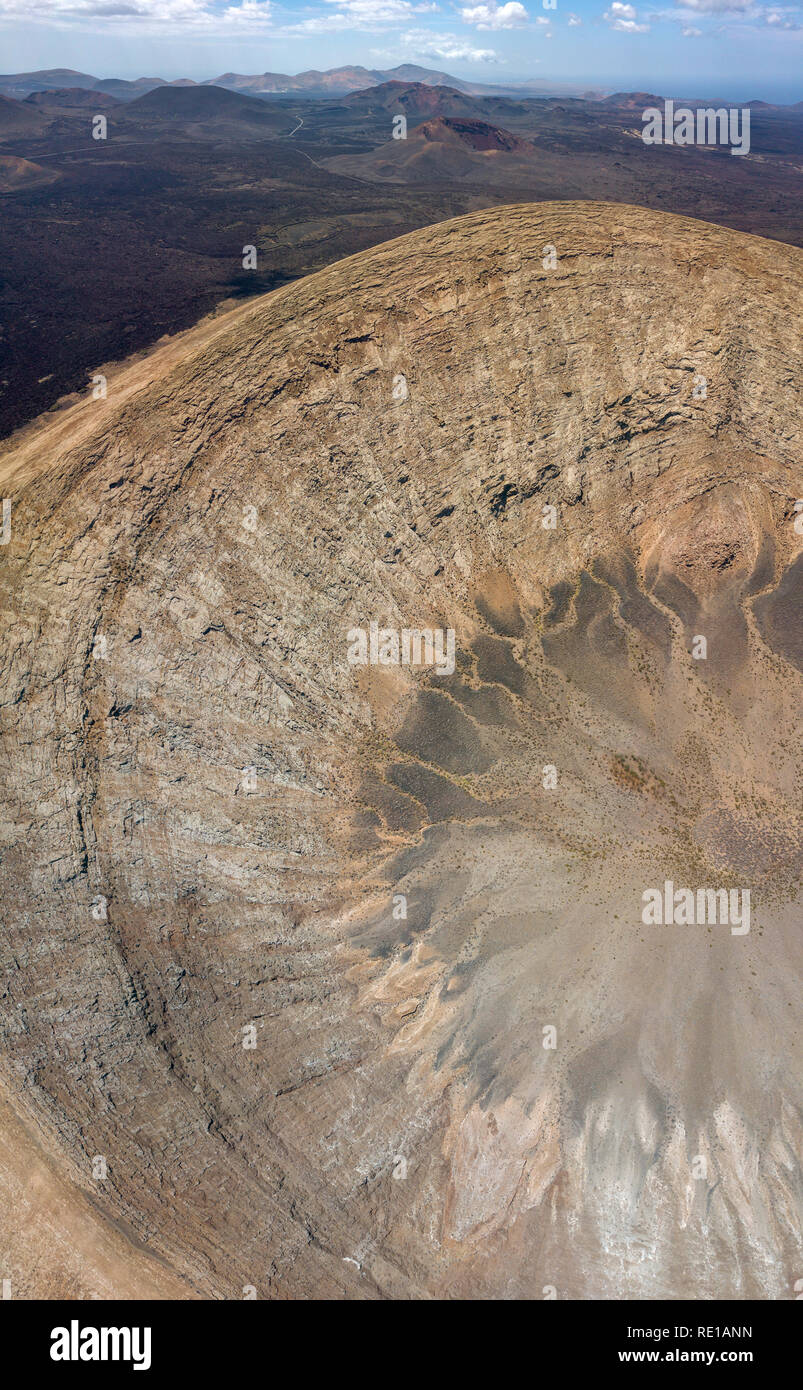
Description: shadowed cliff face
xmin=0 ymin=202 xmax=800 ymax=1300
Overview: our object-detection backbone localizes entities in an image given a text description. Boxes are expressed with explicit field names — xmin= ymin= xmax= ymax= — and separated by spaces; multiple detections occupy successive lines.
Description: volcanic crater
xmin=0 ymin=202 xmax=800 ymax=1299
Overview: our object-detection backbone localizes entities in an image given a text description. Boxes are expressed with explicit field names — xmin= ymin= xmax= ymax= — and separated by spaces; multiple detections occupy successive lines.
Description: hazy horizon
xmin=2 ymin=1 xmax=802 ymax=105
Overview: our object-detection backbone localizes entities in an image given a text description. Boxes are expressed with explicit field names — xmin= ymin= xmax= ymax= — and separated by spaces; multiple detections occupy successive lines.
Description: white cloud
xmin=401 ymin=26 xmax=500 ymax=58
xmin=764 ymin=8 xmax=800 ymax=25
xmin=0 ymin=0 xmax=442 ymax=32
xmin=672 ymin=0 xmax=751 ymax=10
xmin=603 ymin=1 xmax=650 ymax=30
xmin=282 ymin=0 xmax=436 ymax=34
xmin=567 ymin=12 xmax=582 ymax=23
xmin=322 ymin=0 xmax=437 ymax=17
xmin=0 ymin=0 xmax=275 ymax=30
xmin=665 ymin=1 xmax=801 ymax=29
xmin=221 ymin=0 xmax=272 ymax=24
xmin=460 ymin=1 xmax=528 ymax=28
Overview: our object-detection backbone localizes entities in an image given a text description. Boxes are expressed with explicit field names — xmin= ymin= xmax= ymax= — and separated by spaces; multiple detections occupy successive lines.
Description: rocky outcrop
xmin=0 ymin=202 xmax=800 ymax=1299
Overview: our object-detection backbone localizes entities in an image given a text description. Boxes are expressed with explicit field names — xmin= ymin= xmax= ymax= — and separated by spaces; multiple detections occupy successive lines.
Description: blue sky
xmin=1 ymin=1 xmax=801 ymax=102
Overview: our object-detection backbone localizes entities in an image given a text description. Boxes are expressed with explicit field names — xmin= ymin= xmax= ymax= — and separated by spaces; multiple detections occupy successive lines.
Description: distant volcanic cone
xmin=415 ymin=116 xmax=531 ymax=151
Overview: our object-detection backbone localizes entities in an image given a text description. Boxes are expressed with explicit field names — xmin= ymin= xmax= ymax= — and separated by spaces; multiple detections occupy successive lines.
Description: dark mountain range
xmin=24 ymin=87 xmax=120 ymax=110
xmin=0 ymin=64 xmax=506 ymax=102
xmin=343 ymin=82 xmax=490 ymax=120
xmin=0 ymin=68 xmax=98 ymax=97
xmin=1 ymin=67 xmax=799 ymax=109
xmin=599 ymin=92 xmax=664 ymax=109
xmin=121 ymin=84 xmax=294 ymax=137
xmin=209 ymin=65 xmax=385 ymax=95
xmin=206 ymin=64 xmax=528 ymax=98
xmin=127 ymin=84 xmax=274 ymax=119
xmin=0 ymin=92 xmax=47 ymax=135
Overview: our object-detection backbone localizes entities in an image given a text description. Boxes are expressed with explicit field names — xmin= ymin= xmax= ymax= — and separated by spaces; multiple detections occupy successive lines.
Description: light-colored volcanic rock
xmin=0 ymin=154 xmax=59 ymax=192
xmin=0 ymin=202 xmax=801 ymax=1300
